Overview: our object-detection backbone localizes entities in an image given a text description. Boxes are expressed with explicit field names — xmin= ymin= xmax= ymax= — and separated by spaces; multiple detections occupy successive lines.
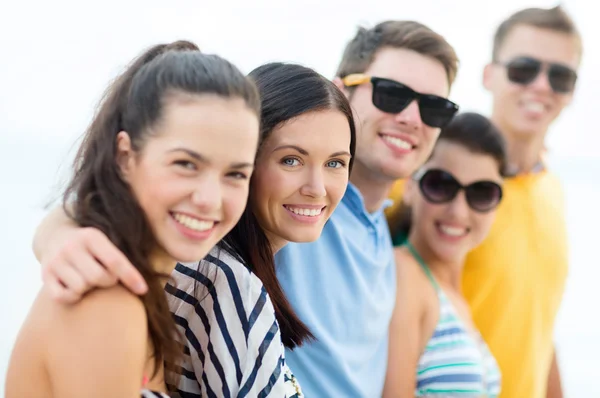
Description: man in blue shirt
xmin=277 ymin=21 xmax=459 ymax=396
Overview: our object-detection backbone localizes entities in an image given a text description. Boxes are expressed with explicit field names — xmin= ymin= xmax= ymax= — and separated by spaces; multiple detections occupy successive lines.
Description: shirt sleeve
xmin=166 ymin=253 xmax=290 ymax=397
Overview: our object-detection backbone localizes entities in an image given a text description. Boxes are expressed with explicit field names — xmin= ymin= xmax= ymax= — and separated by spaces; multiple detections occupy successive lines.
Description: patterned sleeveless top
xmin=406 ymin=243 xmax=502 ymax=397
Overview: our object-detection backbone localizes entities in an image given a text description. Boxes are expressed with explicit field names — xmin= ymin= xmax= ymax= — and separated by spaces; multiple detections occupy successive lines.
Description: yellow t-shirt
xmin=386 ymin=171 xmax=569 ymax=398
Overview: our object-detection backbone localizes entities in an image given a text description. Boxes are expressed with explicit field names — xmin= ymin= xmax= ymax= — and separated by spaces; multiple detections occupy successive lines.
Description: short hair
xmin=336 ymin=20 xmax=459 ymax=87
xmin=492 ymin=5 xmax=582 ymax=61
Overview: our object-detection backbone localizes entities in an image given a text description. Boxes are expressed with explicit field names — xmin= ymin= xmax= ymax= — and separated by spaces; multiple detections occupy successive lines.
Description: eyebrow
xmin=272 ymin=145 xmax=351 ymax=158
xmin=168 ymin=147 xmax=254 ymax=169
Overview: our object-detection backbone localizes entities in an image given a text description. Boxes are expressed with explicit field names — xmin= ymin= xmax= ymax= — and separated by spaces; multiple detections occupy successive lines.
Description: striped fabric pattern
xmin=164 ymin=246 xmax=303 ymax=398
xmin=415 ymin=292 xmax=501 ymax=397
xmin=406 ymin=242 xmax=501 ymax=397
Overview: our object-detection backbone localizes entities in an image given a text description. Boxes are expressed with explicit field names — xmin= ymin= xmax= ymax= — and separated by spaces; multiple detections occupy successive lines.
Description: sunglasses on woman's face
xmin=413 ymin=168 xmax=503 ymax=213
xmin=342 ymin=74 xmax=459 ymax=128
xmin=496 ymin=56 xmax=578 ymax=94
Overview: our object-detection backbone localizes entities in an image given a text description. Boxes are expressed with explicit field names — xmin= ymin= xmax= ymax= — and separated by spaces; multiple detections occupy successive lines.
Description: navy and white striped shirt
xmin=164 ymin=246 xmax=303 ymax=398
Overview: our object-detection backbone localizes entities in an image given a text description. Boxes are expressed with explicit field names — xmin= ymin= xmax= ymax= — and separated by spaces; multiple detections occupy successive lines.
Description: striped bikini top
xmin=406 ymin=243 xmax=502 ymax=397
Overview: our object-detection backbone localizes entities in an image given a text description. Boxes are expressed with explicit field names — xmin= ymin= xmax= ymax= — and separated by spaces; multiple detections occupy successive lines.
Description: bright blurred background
xmin=1 ymin=0 xmax=597 ymax=395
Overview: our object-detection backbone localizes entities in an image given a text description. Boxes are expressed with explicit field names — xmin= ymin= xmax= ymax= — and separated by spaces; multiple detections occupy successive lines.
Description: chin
xmin=164 ymin=241 xmax=214 ymax=264
xmin=283 ymin=230 xmax=322 ymax=244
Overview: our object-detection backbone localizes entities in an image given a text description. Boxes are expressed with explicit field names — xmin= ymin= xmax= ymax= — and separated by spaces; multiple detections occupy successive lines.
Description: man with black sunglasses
xmin=463 ymin=6 xmax=580 ymax=398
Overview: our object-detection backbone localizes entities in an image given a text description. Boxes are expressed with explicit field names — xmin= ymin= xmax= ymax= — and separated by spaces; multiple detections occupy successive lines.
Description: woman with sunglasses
xmin=382 ymin=112 xmax=507 ymax=398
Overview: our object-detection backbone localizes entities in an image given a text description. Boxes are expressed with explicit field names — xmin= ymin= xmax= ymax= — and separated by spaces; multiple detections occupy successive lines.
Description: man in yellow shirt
xmin=387 ymin=6 xmax=582 ymax=398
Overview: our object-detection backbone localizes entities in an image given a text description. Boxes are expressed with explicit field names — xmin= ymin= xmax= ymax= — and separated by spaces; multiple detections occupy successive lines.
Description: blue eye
xmin=327 ymin=160 xmax=345 ymax=168
xmin=282 ymin=158 xmax=300 ymax=167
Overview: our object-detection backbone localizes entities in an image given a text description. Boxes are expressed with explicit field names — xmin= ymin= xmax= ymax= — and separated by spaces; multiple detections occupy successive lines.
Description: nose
xmin=394 ymin=99 xmax=422 ymax=130
xmin=190 ymin=173 xmax=222 ymax=212
xmin=528 ymin=67 xmax=553 ymax=93
xmin=446 ymin=190 xmax=471 ymax=220
xmin=300 ymin=167 xmax=327 ymax=198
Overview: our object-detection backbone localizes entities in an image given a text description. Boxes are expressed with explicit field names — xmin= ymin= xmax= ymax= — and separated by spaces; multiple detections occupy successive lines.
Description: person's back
xmin=277 ymin=21 xmax=460 ymax=396
xmin=6 ymin=285 xmax=160 ymax=397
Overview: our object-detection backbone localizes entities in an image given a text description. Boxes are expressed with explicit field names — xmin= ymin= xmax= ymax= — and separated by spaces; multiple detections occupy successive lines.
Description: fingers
xmin=82 ymin=229 xmax=148 ymax=294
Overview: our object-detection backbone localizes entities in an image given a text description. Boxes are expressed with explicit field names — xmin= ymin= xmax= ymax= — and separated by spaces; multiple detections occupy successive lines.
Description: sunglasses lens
xmin=419 ymin=96 xmax=459 ymax=128
xmin=465 ymin=182 xmax=503 ymax=212
xmin=548 ymin=65 xmax=577 ymax=93
xmin=419 ymin=170 xmax=460 ymax=204
xmin=506 ymin=58 xmax=541 ymax=85
xmin=372 ymin=79 xmax=414 ymax=114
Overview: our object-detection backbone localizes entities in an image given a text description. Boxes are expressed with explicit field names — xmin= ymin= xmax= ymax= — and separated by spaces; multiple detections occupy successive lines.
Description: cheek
xmin=222 ymin=184 xmax=251 ymax=228
xmin=251 ymin=165 xmax=290 ymax=205
xmin=326 ymin=173 xmax=350 ymax=204
xmin=470 ymin=213 xmax=496 ymax=246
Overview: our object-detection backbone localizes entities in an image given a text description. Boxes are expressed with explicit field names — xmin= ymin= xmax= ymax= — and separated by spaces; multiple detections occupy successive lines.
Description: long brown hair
xmin=221 ymin=62 xmax=357 ymax=349
xmin=62 ymin=40 xmax=260 ymax=378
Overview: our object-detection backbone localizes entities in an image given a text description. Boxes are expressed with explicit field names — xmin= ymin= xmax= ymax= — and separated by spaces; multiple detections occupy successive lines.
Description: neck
xmin=492 ymin=115 xmax=546 ymax=174
xmin=349 ymin=161 xmax=395 ymax=213
xmin=150 ymin=250 xmax=178 ymax=287
xmin=409 ymin=235 xmax=464 ymax=291
xmin=265 ymin=231 xmax=288 ymax=255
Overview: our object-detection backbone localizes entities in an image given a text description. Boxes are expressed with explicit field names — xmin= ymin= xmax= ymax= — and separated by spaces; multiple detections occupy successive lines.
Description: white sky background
xmin=0 ymin=0 xmax=598 ymax=395
xmin=0 ymin=0 xmax=597 ymax=159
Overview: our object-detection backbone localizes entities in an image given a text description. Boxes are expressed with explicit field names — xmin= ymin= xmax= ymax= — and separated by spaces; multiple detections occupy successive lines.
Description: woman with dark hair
xmin=31 ymin=62 xmax=356 ymax=396
xmin=383 ymin=113 xmax=507 ymax=398
xmin=5 ymin=41 xmax=261 ymax=397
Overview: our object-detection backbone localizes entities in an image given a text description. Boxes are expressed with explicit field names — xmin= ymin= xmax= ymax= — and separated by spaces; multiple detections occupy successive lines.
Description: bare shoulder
xmin=43 ymin=284 xmax=148 ymax=353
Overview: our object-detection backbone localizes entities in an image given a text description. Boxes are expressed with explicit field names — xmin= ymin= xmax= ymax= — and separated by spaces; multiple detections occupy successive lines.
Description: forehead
xmin=426 ymin=141 xmax=502 ymax=183
xmin=497 ymin=25 xmax=580 ymax=69
xmin=265 ymin=110 xmax=351 ymax=151
xmin=152 ymin=95 xmax=259 ymax=163
xmin=365 ymin=47 xmax=450 ymax=97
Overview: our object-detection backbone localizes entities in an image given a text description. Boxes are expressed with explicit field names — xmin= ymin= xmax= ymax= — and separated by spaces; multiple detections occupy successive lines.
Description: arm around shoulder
xmin=45 ymin=285 xmax=149 ymax=398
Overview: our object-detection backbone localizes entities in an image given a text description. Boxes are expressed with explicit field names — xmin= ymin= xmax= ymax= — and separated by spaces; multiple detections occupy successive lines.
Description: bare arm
xmin=546 ymin=347 xmax=564 ymax=398
xmin=33 ymin=205 xmax=146 ymax=303
xmin=382 ymin=248 xmax=426 ymax=398
xmin=46 ymin=285 xmax=149 ymax=397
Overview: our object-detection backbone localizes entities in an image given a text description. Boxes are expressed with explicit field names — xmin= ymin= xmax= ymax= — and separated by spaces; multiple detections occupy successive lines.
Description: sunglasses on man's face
xmin=342 ymin=74 xmax=459 ymax=128
xmin=496 ymin=56 xmax=578 ymax=94
xmin=413 ymin=168 xmax=503 ymax=213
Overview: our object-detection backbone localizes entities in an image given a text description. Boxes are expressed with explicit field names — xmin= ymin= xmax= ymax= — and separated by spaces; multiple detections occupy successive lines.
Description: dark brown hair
xmin=62 ymin=40 xmax=260 ymax=379
xmin=336 ymin=20 xmax=459 ymax=87
xmin=492 ymin=5 xmax=582 ymax=61
xmin=221 ymin=62 xmax=356 ymax=349
xmin=388 ymin=112 xmax=508 ymax=240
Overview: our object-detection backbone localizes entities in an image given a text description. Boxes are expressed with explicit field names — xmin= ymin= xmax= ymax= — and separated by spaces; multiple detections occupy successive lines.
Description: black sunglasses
xmin=413 ymin=168 xmax=503 ymax=213
xmin=497 ymin=56 xmax=577 ymax=93
xmin=342 ymin=74 xmax=459 ymax=128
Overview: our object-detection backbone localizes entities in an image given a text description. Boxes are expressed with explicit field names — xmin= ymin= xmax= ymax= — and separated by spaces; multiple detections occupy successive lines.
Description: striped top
xmin=407 ymin=243 xmax=501 ymax=397
xmin=164 ymin=245 xmax=303 ymax=398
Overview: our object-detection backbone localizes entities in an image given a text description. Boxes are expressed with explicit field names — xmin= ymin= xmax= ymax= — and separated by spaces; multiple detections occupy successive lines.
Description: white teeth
xmin=439 ymin=225 xmax=467 ymax=237
xmin=285 ymin=206 xmax=323 ymax=217
xmin=523 ymin=101 xmax=545 ymax=113
xmin=173 ymin=213 xmax=214 ymax=231
xmin=382 ymin=135 xmax=412 ymax=150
